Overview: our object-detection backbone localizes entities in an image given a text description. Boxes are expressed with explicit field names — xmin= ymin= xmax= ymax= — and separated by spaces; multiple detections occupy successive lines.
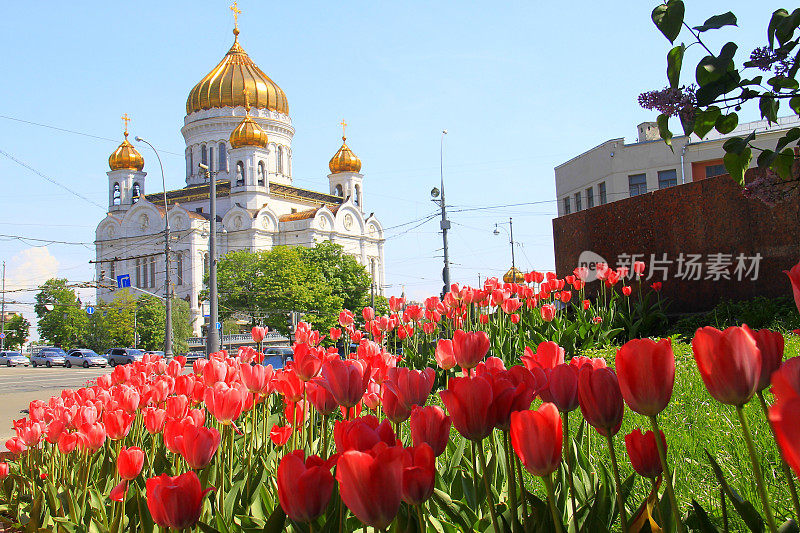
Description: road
xmin=0 ymin=366 xmax=111 ymax=443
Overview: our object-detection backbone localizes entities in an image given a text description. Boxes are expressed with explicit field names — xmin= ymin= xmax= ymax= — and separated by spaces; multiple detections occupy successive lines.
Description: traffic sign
xmin=216 ymin=322 xmax=222 ymax=330
xmin=86 ymin=306 xmax=95 ymax=315
xmin=117 ymin=274 xmax=131 ymax=289
xmin=0 ymin=333 xmax=5 ymax=340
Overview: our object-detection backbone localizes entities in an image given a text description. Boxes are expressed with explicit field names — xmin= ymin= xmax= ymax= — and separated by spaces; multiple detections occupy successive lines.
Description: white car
xmin=31 ymin=347 xmax=67 ymax=367
xmin=65 ymin=349 xmax=108 ymax=368
xmin=0 ymin=351 xmax=30 ymax=367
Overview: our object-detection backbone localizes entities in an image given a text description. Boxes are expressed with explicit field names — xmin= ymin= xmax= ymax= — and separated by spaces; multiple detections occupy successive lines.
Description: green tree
xmin=301 ymin=241 xmax=373 ymax=312
xmin=643 ymin=3 xmax=800 ymax=187
xmin=2 ymin=314 xmax=30 ymax=350
xmin=214 ymin=245 xmax=347 ymax=336
xmin=34 ymin=278 xmax=88 ymax=348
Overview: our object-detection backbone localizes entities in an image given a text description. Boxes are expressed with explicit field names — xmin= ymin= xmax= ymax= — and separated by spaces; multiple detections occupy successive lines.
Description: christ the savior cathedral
xmin=94 ymin=11 xmax=385 ymax=336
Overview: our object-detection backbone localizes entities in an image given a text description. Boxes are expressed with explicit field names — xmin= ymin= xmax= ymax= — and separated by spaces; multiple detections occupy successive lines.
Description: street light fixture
xmin=134 ymin=136 xmax=173 ymax=358
xmin=494 ymin=217 xmax=517 ymax=278
xmin=434 ymin=129 xmax=451 ymax=297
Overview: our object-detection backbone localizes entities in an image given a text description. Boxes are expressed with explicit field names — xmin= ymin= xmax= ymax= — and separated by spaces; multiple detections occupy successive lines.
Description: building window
xmin=628 ymin=173 xmax=647 ymax=197
xmin=218 ymin=143 xmax=226 ymax=171
xmin=132 ymin=183 xmax=141 ymax=203
xmin=149 ymin=256 xmax=156 ymax=288
xmin=109 ymin=260 xmax=115 ymax=283
xmin=201 ymin=145 xmax=207 ymax=166
xmin=186 ymin=149 xmax=193 ymax=178
xmin=354 ymin=184 xmax=361 ymax=206
xmin=563 ymin=197 xmax=571 ymax=215
xmin=705 ymin=163 xmax=726 ymax=179
xmin=574 ymin=192 xmax=582 ymax=211
xmin=135 ymin=258 xmax=141 ymax=288
xmin=113 ymin=183 xmax=121 ymax=206
xmin=176 ymin=254 xmax=183 ymax=286
xmin=277 ymin=146 xmax=284 ymax=174
xmin=335 ymin=184 xmax=344 ymax=197
xmin=209 ymin=149 xmax=214 ymax=173
xmin=203 ymin=254 xmax=209 ymax=287
xmin=257 ymin=161 xmax=265 ymax=186
xmin=586 ymin=187 xmax=594 ymax=208
xmin=236 ymin=161 xmax=245 ymax=186
xmin=658 ymin=169 xmax=678 ymax=189
xmin=598 ymin=182 xmax=607 ymax=205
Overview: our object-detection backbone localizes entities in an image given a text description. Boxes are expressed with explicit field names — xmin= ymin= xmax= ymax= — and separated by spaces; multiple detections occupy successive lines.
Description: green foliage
xmin=1 ymin=313 xmax=29 ymax=350
xmin=215 ymin=243 xmax=372 ymax=336
xmin=34 ymin=278 xmax=88 ymax=348
xmin=669 ymin=295 xmax=800 ymax=339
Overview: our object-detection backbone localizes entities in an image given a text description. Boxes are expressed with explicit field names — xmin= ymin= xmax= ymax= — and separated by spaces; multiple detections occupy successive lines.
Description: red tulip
xmin=239 ymin=363 xmax=273 ymax=395
xmin=772 ymin=357 xmax=800 ymax=405
xmin=334 ymin=415 xmax=396 ymax=453
xmin=166 ymin=395 xmax=190 ymax=420
xmin=578 ymin=366 xmax=624 ymax=437
xmin=651 ymin=281 xmax=662 ymax=292
xmin=770 ymin=396 xmax=800 ymax=479
xmin=117 ymin=385 xmax=140 ymax=413
xmin=104 ymin=410 xmax=134 ymax=441
xmin=382 ymin=387 xmax=412 ymax=424
xmin=752 ymin=329 xmax=784 ymax=392
xmin=307 ymin=378 xmax=338 ymax=416
xmin=320 ymin=358 xmax=370 ymax=408
xmin=57 ymin=432 xmax=79 ymax=454
xmin=336 ymin=443 xmax=405 ymax=529
xmin=622 ymin=285 xmax=632 ymax=296
xmin=45 ymin=420 xmax=65 ymax=444
xmin=435 ymin=339 xmax=456 ymax=371
xmin=510 ymin=402 xmax=562 ymax=477
xmin=624 ymin=429 xmax=666 ymax=479
xmin=402 ymin=444 xmax=436 ymax=505
xmin=146 ymin=471 xmax=214 ymax=529
xmin=409 ymin=405 xmax=451 ymax=457
xmin=362 ymin=306 xmax=375 ymax=322
xmin=270 ymin=425 xmax=292 ymax=446
xmin=383 ymin=367 xmax=435 ymax=411
xmin=521 ymin=341 xmax=565 ymax=371
xmin=204 ymin=383 xmax=246 ymax=424
xmin=692 ymin=326 xmax=761 ymax=406
xmin=109 ymin=480 xmax=128 ymax=502
xmin=479 ymin=368 xmax=535 ymax=432
xmin=633 ymin=261 xmax=646 ymax=276
xmin=118 ymin=446 xmax=144 ymax=480
xmin=539 ymin=363 xmax=579 ymax=412
xmin=293 ymin=343 xmax=324 ymax=381
xmin=277 ymin=451 xmax=335 ymax=523
xmin=616 ymin=338 xmax=675 ymax=417
xmin=452 ymin=329 xmax=490 ymax=370
xmin=0 ymin=463 xmax=8 ymax=479
xmin=5 ymin=436 xmax=26 ymax=455
xmin=180 ymin=425 xmax=220 ymax=470
xmin=784 ymin=259 xmax=800 ymax=314
xmin=202 ymin=358 xmax=227 ymax=386
xmin=439 ymin=375 xmax=494 ymax=442
xmin=540 ymin=304 xmax=556 ymax=322
xmin=275 ymin=370 xmax=305 ymax=402
xmin=251 ymin=326 xmax=266 ymax=343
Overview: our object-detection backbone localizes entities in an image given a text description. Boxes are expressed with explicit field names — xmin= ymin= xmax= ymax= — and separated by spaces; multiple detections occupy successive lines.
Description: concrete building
xmin=554 ymin=115 xmax=800 ymax=216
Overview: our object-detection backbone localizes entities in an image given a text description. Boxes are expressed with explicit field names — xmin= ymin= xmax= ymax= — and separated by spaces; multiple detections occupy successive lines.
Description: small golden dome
xmin=108 ymin=132 xmax=144 ymax=171
xmin=186 ymin=30 xmax=289 ymax=116
xmin=229 ymin=100 xmax=269 ymax=149
xmin=329 ymin=137 xmax=362 ymax=174
xmin=503 ymin=267 xmax=525 ymax=284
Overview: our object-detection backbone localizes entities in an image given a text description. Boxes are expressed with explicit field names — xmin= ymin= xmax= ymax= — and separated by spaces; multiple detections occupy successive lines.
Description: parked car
xmin=144 ymin=350 xmax=165 ymax=359
xmin=65 ymin=349 xmax=108 ymax=368
xmin=105 ymin=348 xmax=144 ymax=366
xmin=0 ymin=350 xmax=30 ymax=367
xmin=31 ymin=347 xmax=67 ymax=367
xmin=184 ymin=351 xmax=206 ymax=363
xmin=262 ymin=346 xmax=293 ymax=370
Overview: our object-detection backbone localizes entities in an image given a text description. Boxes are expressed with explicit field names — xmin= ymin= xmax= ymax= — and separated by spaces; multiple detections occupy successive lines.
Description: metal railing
xmin=186 ymin=332 xmax=287 ymax=348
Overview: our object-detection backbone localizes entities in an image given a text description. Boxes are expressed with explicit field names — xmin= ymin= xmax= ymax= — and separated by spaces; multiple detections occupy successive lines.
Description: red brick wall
xmin=552 ymin=173 xmax=800 ymax=312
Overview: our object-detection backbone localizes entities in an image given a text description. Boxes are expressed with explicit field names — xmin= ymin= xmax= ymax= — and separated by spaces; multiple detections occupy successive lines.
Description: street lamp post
xmin=494 ymin=217 xmax=516 ymax=273
xmin=135 ymin=137 xmax=173 ymax=358
xmin=199 ymin=163 xmax=220 ymax=355
xmin=431 ymin=129 xmax=451 ymax=297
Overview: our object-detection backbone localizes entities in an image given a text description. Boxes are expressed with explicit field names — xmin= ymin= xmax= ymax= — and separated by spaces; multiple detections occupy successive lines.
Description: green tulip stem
xmin=417 ymin=503 xmax=426 ymax=533
xmin=736 ymin=404 xmax=778 ymax=533
xmin=322 ymin=415 xmax=329 ymax=460
xmin=543 ymin=472 xmax=564 ymax=533
xmin=604 ymin=433 xmax=629 ymax=533
xmin=561 ymin=411 xmax=579 ymax=533
xmin=471 ymin=441 xmax=479 ymax=506
xmin=502 ymin=431 xmax=520 ymax=532
xmin=757 ymin=390 xmax=800 ymax=522
xmin=227 ymin=424 xmax=235 ymax=499
xmin=648 ymin=415 xmax=685 ymax=533
xmin=477 ymin=443 xmax=500 ymax=533
xmin=514 ymin=452 xmax=529 ymax=525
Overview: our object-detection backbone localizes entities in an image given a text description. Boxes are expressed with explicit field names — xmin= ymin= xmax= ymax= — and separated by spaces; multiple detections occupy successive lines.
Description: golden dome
xmin=186 ymin=30 xmax=289 ymax=116
xmin=108 ymin=132 xmax=144 ymax=171
xmin=229 ymin=96 xmax=269 ymax=149
xmin=329 ymin=137 xmax=362 ymax=174
xmin=503 ymin=267 xmax=525 ymax=284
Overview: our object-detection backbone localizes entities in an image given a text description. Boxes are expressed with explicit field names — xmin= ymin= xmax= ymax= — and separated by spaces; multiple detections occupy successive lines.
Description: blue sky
xmin=0 ymin=1 xmax=781 ymax=336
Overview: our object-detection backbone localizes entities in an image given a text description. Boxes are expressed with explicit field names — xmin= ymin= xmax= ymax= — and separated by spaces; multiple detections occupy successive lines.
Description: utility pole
xmin=437 ymin=130 xmax=451 ymax=297
xmin=1 ymin=262 xmax=5 ymax=351
xmin=509 ymin=217 xmax=516 ymax=274
xmin=200 ymin=163 xmax=220 ymax=354
xmin=135 ymin=136 xmax=173 ymax=358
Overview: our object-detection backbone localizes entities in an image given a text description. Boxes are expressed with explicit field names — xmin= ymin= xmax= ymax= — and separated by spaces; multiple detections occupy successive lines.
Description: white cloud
xmin=3 ymin=247 xmax=60 ymax=343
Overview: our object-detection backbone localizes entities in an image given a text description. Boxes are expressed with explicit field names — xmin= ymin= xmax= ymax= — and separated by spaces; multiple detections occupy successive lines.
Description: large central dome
xmin=186 ymin=30 xmax=289 ymax=116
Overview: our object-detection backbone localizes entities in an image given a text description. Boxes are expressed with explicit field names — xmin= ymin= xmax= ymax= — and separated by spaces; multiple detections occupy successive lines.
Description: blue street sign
xmin=117 ymin=274 xmax=131 ymax=288
xmin=0 ymin=333 xmax=5 ymax=339
xmin=216 ymin=322 xmax=222 ymax=330
xmin=86 ymin=306 xmax=95 ymax=315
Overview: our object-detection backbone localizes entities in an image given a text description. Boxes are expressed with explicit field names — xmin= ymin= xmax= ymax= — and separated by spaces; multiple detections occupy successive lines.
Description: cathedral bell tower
xmin=107 ymin=114 xmax=146 ymax=212
xmin=328 ymin=120 xmax=364 ymax=211
xmin=227 ymin=92 xmax=271 ymax=208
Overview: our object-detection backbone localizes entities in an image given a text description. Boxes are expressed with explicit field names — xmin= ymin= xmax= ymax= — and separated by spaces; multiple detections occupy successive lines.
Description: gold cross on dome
xmin=340 ymin=119 xmax=347 ymax=139
xmin=230 ymin=1 xmax=241 ymax=30
xmin=121 ymin=113 xmax=131 ymax=136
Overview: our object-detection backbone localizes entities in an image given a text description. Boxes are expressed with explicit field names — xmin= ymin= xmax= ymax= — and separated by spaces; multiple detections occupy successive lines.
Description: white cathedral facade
xmin=94 ymin=25 xmax=385 ymax=336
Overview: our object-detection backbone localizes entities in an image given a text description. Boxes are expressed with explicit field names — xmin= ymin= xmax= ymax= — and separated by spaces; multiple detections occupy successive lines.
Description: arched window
xmin=257 ymin=161 xmax=265 ymax=186
xmin=176 ymin=253 xmax=183 ymax=285
xmin=335 ymin=184 xmax=343 ymax=197
xmin=277 ymin=146 xmax=284 ymax=174
xmin=109 ymin=260 xmax=115 ymax=283
xmin=135 ymin=258 xmax=141 ymax=287
xmin=149 ymin=256 xmax=156 ymax=288
xmin=112 ymin=183 xmax=121 ymax=205
xmin=209 ymin=149 xmax=214 ymax=173
xmin=132 ymin=183 xmax=141 ymax=203
xmin=354 ymin=184 xmax=361 ymax=207
xmin=236 ymin=161 xmax=245 ymax=186
xmin=203 ymin=253 xmax=209 ymax=287
xmin=218 ymin=143 xmax=226 ymax=171
xmin=201 ymin=145 xmax=207 ymax=166
xmin=186 ymin=148 xmax=193 ymax=177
